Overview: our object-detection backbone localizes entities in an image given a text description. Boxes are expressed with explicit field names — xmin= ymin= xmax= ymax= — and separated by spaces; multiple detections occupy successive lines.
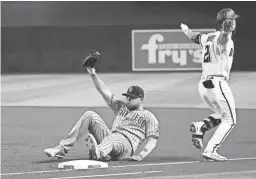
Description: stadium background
xmin=2 ymin=2 xmax=256 ymax=179
xmin=1 ymin=1 xmax=256 ymax=73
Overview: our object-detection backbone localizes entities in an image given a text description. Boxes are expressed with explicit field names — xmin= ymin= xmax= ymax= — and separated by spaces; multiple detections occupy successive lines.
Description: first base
xmin=58 ymin=160 xmax=108 ymax=170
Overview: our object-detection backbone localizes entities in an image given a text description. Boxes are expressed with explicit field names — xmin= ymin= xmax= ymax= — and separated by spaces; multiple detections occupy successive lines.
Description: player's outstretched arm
xmin=128 ymin=137 xmax=158 ymax=161
xmin=83 ymin=51 xmax=114 ymax=105
xmin=180 ymin=23 xmax=202 ymax=45
xmin=87 ymin=68 xmax=113 ymax=105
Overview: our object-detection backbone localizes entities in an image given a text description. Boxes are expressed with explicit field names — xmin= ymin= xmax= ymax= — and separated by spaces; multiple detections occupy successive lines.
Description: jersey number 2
xmin=204 ymin=45 xmax=211 ymax=63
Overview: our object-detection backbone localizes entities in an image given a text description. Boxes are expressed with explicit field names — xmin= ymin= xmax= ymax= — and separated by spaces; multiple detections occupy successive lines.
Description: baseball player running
xmin=180 ymin=8 xmax=239 ymax=161
xmin=44 ymin=51 xmax=159 ymax=161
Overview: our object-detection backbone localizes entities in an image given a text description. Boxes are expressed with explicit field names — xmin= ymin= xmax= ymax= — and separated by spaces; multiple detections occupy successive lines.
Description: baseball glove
xmin=83 ymin=50 xmax=102 ymax=69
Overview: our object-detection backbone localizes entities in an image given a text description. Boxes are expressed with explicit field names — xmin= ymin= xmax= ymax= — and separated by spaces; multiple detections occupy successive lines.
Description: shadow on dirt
xmin=34 ymin=157 xmax=89 ymax=164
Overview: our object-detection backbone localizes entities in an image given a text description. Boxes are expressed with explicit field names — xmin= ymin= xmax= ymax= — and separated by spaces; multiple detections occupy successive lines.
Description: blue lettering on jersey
xmin=118 ymin=108 xmax=129 ymax=117
xmin=130 ymin=113 xmax=146 ymax=128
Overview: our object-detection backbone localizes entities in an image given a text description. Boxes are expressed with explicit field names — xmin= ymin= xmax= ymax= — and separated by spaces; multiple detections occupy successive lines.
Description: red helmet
xmin=217 ymin=8 xmax=239 ymax=32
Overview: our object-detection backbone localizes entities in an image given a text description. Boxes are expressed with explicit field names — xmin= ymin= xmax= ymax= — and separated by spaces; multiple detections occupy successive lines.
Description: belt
xmin=112 ymin=131 xmax=134 ymax=155
xmin=201 ymin=75 xmax=227 ymax=81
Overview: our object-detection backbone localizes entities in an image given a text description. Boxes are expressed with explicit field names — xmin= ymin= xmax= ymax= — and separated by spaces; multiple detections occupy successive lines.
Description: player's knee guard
xmin=202 ymin=116 xmax=221 ymax=132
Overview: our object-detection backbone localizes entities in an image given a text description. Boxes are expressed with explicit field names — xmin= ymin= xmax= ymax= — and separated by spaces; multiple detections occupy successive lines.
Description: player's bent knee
xmin=228 ymin=114 xmax=236 ymax=125
xmin=232 ymin=119 xmax=237 ymax=125
xmin=222 ymin=111 xmax=236 ymax=125
xmin=81 ymin=111 xmax=100 ymax=121
xmin=233 ymin=114 xmax=237 ymax=125
xmin=84 ymin=110 xmax=98 ymax=116
xmin=222 ymin=117 xmax=236 ymax=126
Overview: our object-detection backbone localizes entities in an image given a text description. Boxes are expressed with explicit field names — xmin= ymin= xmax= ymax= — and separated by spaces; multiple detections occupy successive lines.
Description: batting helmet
xmin=217 ymin=8 xmax=239 ymax=32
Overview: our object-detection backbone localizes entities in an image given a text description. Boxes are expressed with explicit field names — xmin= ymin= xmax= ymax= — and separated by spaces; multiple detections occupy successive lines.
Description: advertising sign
xmin=132 ymin=29 xmax=215 ymax=71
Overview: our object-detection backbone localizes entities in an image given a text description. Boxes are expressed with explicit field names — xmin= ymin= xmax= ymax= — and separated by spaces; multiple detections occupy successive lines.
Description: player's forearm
xmin=89 ymin=73 xmax=108 ymax=92
xmin=185 ymin=30 xmax=202 ymax=45
xmin=183 ymin=28 xmax=202 ymax=42
xmin=138 ymin=138 xmax=157 ymax=159
xmin=88 ymin=68 xmax=113 ymax=104
xmin=180 ymin=23 xmax=201 ymax=44
xmin=187 ymin=30 xmax=201 ymax=40
xmin=180 ymin=24 xmax=197 ymax=38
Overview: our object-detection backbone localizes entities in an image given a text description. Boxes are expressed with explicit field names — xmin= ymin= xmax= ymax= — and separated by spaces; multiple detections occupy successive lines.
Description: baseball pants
xmin=198 ymin=78 xmax=236 ymax=152
xmin=58 ymin=111 xmax=132 ymax=160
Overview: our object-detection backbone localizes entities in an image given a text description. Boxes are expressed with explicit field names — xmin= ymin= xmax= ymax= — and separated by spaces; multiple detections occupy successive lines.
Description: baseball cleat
xmin=190 ymin=122 xmax=205 ymax=149
xmin=202 ymin=150 xmax=227 ymax=161
xmin=85 ymin=134 xmax=100 ymax=160
xmin=191 ymin=137 xmax=203 ymax=149
xmin=44 ymin=145 xmax=67 ymax=159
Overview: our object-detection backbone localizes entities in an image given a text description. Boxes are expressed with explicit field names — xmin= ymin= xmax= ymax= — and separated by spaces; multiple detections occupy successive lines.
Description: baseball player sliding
xmin=44 ymin=51 xmax=159 ymax=161
xmin=180 ymin=8 xmax=239 ymax=161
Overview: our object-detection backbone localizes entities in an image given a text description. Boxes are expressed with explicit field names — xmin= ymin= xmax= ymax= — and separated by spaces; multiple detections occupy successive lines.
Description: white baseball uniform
xmin=198 ymin=31 xmax=236 ymax=152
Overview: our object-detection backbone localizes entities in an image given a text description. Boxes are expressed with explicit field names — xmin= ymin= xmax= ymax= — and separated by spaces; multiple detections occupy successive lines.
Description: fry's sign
xmin=132 ymin=29 xmax=215 ymax=71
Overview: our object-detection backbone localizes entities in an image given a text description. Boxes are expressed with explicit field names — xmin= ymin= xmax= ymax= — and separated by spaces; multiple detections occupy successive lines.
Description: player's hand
xmin=87 ymin=67 xmax=96 ymax=75
xmin=127 ymin=154 xmax=143 ymax=161
xmin=180 ymin=23 xmax=189 ymax=32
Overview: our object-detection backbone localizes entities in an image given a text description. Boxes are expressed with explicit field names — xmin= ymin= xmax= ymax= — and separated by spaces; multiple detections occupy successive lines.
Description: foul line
xmin=1 ymin=157 xmax=256 ymax=176
xmin=45 ymin=170 xmax=163 ymax=179
xmin=111 ymin=160 xmax=200 ymax=168
xmin=112 ymin=156 xmax=256 ymax=168
xmin=131 ymin=170 xmax=256 ymax=179
xmin=0 ymin=169 xmax=73 ymax=176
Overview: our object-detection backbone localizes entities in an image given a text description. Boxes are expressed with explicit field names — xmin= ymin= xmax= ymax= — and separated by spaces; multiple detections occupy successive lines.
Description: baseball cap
xmin=122 ymin=86 xmax=144 ymax=99
xmin=217 ymin=8 xmax=239 ymax=21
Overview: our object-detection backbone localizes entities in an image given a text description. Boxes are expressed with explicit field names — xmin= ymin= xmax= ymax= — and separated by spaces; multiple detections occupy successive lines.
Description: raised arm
xmin=87 ymin=68 xmax=113 ymax=105
xmin=180 ymin=23 xmax=205 ymax=45
xmin=83 ymin=51 xmax=123 ymax=113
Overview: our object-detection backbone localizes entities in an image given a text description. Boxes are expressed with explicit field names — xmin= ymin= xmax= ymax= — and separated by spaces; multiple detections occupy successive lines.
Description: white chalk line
xmin=0 ymin=169 xmax=74 ymax=176
xmin=111 ymin=156 xmax=256 ymax=168
xmin=130 ymin=170 xmax=256 ymax=179
xmin=1 ymin=157 xmax=256 ymax=176
xmin=45 ymin=170 xmax=163 ymax=179
xmin=111 ymin=160 xmax=200 ymax=168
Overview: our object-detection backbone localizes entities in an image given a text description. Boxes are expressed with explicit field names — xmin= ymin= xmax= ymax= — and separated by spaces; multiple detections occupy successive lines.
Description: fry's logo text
xmin=141 ymin=34 xmax=202 ymax=66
